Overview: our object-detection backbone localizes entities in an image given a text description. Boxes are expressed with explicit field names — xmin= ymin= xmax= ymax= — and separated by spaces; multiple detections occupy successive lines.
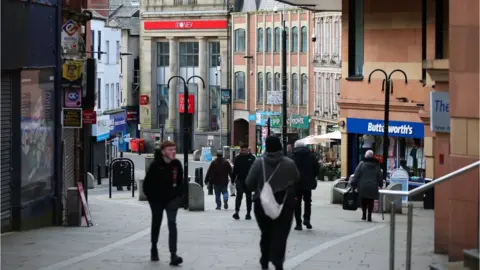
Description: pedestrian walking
xmin=246 ymin=136 xmax=300 ymax=270
xmin=291 ymin=140 xmax=320 ymax=230
xmin=349 ymin=150 xmax=383 ymax=222
xmin=143 ymin=140 xmax=184 ymax=265
xmin=205 ymin=151 xmax=232 ymax=210
xmin=232 ymin=143 xmax=256 ymax=220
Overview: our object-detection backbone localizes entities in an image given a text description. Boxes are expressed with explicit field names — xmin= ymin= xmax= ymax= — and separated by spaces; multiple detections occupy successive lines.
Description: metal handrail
xmin=379 ymin=160 xmax=480 ymax=270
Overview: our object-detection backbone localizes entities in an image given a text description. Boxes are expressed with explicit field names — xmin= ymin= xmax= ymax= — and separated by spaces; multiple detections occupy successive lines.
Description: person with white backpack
xmin=245 ymin=136 xmax=300 ymax=270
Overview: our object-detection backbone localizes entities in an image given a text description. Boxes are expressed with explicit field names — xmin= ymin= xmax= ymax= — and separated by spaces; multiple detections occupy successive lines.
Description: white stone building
xmin=312 ymin=11 xmax=342 ymax=135
xmin=138 ymin=0 xmax=236 ymax=151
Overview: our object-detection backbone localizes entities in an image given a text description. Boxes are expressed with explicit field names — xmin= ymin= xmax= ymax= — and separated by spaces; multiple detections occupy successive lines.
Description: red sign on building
xmin=139 ymin=94 xmax=149 ymax=105
xmin=179 ymin=94 xmax=194 ymax=114
xmin=144 ymin=20 xmax=228 ymax=30
xmin=82 ymin=109 xmax=96 ymax=124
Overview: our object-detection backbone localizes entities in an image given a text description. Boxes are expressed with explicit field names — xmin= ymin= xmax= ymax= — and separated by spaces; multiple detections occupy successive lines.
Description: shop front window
xmin=20 ymin=69 xmax=55 ymax=204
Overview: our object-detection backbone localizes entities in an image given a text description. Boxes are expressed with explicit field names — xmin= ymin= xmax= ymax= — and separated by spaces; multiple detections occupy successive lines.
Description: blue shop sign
xmin=109 ymin=111 xmax=127 ymax=136
xmin=256 ymin=111 xmax=281 ymax=127
xmin=347 ymin=118 xmax=424 ymax=139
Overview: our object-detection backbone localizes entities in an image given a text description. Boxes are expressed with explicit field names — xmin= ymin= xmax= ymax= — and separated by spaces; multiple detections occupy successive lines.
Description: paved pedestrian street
xmin=1 ymin=182 xmax=446 ymax=270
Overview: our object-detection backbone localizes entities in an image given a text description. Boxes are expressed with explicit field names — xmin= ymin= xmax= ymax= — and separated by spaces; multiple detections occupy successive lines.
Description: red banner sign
xmin=82 ymin=109 xmax=96 ymax=124
xmin=139 ymin=94 xmax=149 ymax=105
xmin=144 ymin=20 xmax=228 ymax=30
xmin=179 ymin=94 xmax=194 ymax=114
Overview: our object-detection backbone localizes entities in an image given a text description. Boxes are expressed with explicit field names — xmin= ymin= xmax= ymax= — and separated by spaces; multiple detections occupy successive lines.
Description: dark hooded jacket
xmin=143 ymin=153 xmax=184 ymax=204
xmin=232 ymin=153 xmax=256 ymax=183
xmin=245 ymin=151 xmax=300 ymax=203
xmin=291 ymin=146 xmax=320 ymax=191
xmin=205 ymin=156 xmax=233 ymax=186
xmin=349 ymin=157 xmax=383 ymax=199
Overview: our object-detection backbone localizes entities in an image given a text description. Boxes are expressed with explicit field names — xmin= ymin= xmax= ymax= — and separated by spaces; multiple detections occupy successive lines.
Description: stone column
xmin=197 ymin=37 xmax=209 ymax=131
xmin=166 ymin=37 xmax=178 ymax=133
xmin=219 ymin=37 xmax=228 ymax=133
xmin=139 ymin=37 xmax=152 ymax=130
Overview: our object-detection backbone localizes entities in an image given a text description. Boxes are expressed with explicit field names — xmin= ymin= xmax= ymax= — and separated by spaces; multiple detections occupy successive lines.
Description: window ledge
xmin=233 ymin=99 xmax=245 ymax=103
xmin=345 ymin=76 xmax=364 ymax=82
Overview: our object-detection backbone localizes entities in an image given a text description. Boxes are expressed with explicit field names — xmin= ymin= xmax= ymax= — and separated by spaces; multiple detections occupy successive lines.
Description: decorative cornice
xmin=418 ymin=109 xmax=431 ymax=125
xmin=337 ymin=99 xmax=422 ymax=114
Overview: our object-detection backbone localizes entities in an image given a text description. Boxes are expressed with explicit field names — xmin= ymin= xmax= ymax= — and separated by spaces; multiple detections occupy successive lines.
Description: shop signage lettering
xmin=346 ymin=118 xmax=424 ymax=139
xmin=288 ymin=115 xmax=310 ymax=130
xmin=430 ymin=91 xmax=450 ymax=133
xmin=144 ymin=20 xmax=228 ymax=30
xmin=62 ymin=108 xmax=82 ymax=128
xmin=367 ymin=123 xmax=413 ymax=135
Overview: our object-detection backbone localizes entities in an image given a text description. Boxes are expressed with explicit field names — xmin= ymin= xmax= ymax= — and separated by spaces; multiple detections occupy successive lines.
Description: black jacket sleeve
xmin=231 ymin=158 xmax=239 ymax=183
xmin=176 ymin=160 xmax=185 ymax=198
xmin=143 ymin=159 xmax=157 ymax=199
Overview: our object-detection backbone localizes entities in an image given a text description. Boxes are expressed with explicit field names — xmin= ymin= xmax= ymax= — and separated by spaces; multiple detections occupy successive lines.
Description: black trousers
xmin=294 ymin=190 xmax=312 ymax=225
xmin=149 ymin=199 xmax=179 ymax=254
xmin=235 ymin=181 xmax=252 ymax=213
xmin=361 ymin=198 xmax=374 ymax=217
xmin=254 ymin=197 xmax=294 ymax=268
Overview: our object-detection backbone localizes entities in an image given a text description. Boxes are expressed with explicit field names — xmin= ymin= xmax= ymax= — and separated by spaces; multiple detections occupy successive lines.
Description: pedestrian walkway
xmin=1 ymin=182 xmax=446 ymax=270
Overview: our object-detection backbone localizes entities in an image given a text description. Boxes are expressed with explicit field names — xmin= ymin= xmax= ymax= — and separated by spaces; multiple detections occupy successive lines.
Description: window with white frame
xmin=333 ymin=21 xmax=340 ymax=56
xmin=266 ymin=72 xmax=272 ymax=93
xmin=105 ymin=83 xmax=110 ymax=110
xmin=116 ymin=83 xmax=120 ymax=107
xmin=300 ymin=26 xmax=308 ymax=52
xmin=257 ymin=28 xmax=264 ymax=52
xmin=116 ymin=41 xmax=120 ymax=63
xmin=323 ymin=20 xmax=329 ymax=55
xmin=334 ymin=77 xmax=340 ymax=112
xmin=316 ymin=75 xmax=322 ymax=112
xmin=274 ymin=27 xmax=280 ymax=52
xmin=105 ymin=40 xmax=110 ymax=64
xmin=179 ymin=42 xmax=199 ymax=67
xmin=325 ymin=76 xmax=331 ymax=113
xmin=291 ymin=27 xmax=298 ymax=52
xmin=274 ymin=72 xmax=281 ymax=91
xmin=234 ymin=29 xmax=246 ymax=52
xmin=301 ymin=74 xmax=307 ymax=105
xmin=157 ymin=42 xmax=170 ymax=67
xmin=266 ymin=28 xmax=272 ymax=52
xmin=235 ymin=71 xmax=245 ymax=100
xmin=257 ymin=72 xmax=263 ymax=103
xmin=292 ymin=73 xmax=298 ymax=105
xmin=110 ymin=83 xmax=114 ymax=108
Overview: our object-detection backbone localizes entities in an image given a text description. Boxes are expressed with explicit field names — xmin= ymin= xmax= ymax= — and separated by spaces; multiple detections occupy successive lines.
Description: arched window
xmin=257 ymin=72 xmax=264 ymax=102
xmin=265 ymin=28 xmax=272 ymax=52
xmin=257 ymin=28 xmax=264 ymax=52
xmin=301 ymin=74 xmax=308 ymax=104
xmin=292 ymin=73 xmax=298 ymax=104
xmin=274 ymin=27 xmax=280 ymax=52
xmin=234 ymin=29 xmax=245 ymax=52
xmin=266 ymin=72 xmax=272 ymax=92
xmin=291 ymin=27 xmax=298 ymax=52
xmin=300 ymin=26 xmax=308 ymax=52
xmin=274 ymin=72 xmax=281 ymax=91
xmin=235 ymin=71 xmax=245 ymax=100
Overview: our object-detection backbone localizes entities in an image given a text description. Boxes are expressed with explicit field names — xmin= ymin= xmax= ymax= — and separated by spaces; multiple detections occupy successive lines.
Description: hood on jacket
xmin=262 ymin=151 xmax=284 ymax=167
xmin=293 ymin=146 xmax=311 ymax=156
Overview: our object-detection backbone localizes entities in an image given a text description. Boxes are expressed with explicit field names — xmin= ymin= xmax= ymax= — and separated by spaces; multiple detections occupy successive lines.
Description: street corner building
xmin=138 ymin=0 xmax=235 ymax=153
xmin=230 ymin=1 xmax=318 ymax=153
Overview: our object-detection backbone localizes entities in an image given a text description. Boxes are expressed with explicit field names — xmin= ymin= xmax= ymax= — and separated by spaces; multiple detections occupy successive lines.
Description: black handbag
xmin=342 ymin=189 xmax=359 ymax=211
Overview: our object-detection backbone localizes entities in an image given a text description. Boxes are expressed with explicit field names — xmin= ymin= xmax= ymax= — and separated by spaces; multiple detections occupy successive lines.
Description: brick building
xmin=231 ymin=6 xmax=315 ymax=152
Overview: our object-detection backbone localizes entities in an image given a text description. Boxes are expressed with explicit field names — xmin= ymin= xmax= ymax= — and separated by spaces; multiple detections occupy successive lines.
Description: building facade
xmin=312 ymin=12 xmax=342 ymax=136
xmin=231 ymin=8 xmax=315 ymax=152
xmin=138 ymin=0 xmax=235 ymax=152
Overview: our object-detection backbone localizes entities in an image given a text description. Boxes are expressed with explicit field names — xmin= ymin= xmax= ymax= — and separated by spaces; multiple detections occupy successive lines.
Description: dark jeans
xmin=235 ymin=181 xmax=252 ymax=213
xmin=361 ymin=198 xmax=374 ymax=217
xmin=254 ymin=197 xmax=294 ymax=269
xmin=149 ymin=199 xmax=179 ymax=254
xmin=294 ymin=190 xmax=312 ymax=225
xmin=214 ymin=184 xmax=229 ymax=207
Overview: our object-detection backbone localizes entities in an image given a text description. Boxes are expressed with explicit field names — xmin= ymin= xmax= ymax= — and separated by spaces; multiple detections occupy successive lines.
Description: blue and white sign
xmin=109 ymin=111 xmax=127 ymax=136
xmin=256 ymin=111 xmax=281 ymax=126
xmin=347 ymin=118 xmax=424 ymax=139
xmin=389 ymin=168 xmax=409 ymax=203
xmin=430 ymin=91 xmax=450 ymax=133
xmin=91 ymin=115 xmax=110 ymax=142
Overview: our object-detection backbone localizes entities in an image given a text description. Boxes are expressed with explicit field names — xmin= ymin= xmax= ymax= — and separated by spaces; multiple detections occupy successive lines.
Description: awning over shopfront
xmin=276 ymin=0 xmax=341 ymax=11
xmin=318 ymin=130 xmax=341 ymax=140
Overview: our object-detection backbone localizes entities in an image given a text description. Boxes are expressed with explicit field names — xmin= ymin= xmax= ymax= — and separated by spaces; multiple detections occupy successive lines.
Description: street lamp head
xmin=274 ymin=4 xmax=279 ymax=12
xmin=311 ymin=34 xmax=317 ymax=42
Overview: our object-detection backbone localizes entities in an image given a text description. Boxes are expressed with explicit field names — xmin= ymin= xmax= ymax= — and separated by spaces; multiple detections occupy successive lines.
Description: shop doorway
xmin=233 ymin=119 xmax=248 ymax=146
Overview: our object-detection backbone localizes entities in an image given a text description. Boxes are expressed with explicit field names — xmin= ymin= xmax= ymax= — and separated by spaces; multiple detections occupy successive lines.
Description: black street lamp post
xmin=367 ymin=69 xmax=408 ymax=182
xmin=167 ymin=75 xmax=206 ymax=209
xmin=281 ymin=10 xmax=288 ymax=156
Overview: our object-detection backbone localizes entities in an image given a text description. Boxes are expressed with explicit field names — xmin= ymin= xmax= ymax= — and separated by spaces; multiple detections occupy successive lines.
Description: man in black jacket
xmin=232 ymin=143 xmax=256 ymax=220
xmin=291 ymin=140 xmax=320 ymax=230
xmin=143 ymin=140 xmax=184 ymax=265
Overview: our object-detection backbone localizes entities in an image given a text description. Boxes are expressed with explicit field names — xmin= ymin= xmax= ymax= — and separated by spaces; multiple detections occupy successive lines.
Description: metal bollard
xmin=105 ymin=165 xmax=109 ymax=178
xmin=389 ymin=201 xmax=396 ymax=270
xmin=406 ymin=202 xmax=413 ymax=270
xmin=97 ymin=164 xmax=102 ymax=185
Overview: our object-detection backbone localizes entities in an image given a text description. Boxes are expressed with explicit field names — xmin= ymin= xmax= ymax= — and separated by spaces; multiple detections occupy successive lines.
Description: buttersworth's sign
xmin=144 ymin=20 xmax=228 ymax=30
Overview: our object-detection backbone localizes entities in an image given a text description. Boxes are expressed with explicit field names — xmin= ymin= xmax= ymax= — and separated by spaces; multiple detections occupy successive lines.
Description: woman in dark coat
xmin=349 ymin=150 xmax=383 ymax=222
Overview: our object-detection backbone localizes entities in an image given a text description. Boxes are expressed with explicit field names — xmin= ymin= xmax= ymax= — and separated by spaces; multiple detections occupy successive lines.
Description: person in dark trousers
xmin=232 ymin=143 xmax=256 ymax=220
xmin=143 ymin=140 xmax=184 ymax=265
xmin=349 ymin=150 xmax=383 ymax=222
xmin=205 ymin=151 xmax=232 ymax=210
xmin=291 ymin=140 xmax=319 ymax=230
xmin=246 ymin=136 xmax=300 ymax=270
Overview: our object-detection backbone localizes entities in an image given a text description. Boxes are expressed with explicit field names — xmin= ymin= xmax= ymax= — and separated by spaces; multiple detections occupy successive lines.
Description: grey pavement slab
xmin=1 ymin=182 xmax=446 ymax=270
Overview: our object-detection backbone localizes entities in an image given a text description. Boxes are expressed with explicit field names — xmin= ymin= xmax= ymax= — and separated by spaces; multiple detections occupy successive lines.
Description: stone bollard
xmin=188 ymin=182 xmax=205 ymax=211
xmin=87 ymin=172 xmax=95 ymax=189
xmin=382 ymin=183 xmax=403 ymax=214
xmin=66 ymin=187 xmax=82 ymax=226
xmin=193 ymin=149 xmax=201 ymax=161
xmin=138 ymin=154 xmax=154 ymax=202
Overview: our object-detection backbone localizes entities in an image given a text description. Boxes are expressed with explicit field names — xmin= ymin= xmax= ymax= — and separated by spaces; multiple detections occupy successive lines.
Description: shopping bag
xmin=342 ymin=190 xmax=359 ymax=211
